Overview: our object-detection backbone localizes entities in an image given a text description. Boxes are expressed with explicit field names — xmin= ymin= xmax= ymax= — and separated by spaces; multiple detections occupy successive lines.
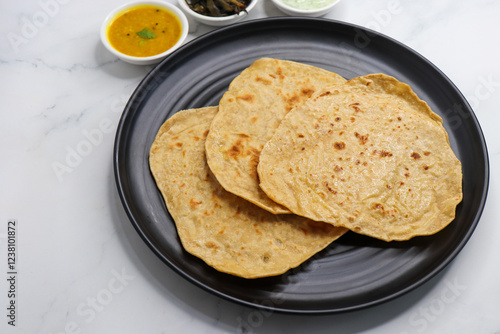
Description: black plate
xmin=114 ymin=18 xmax=489 ymax=314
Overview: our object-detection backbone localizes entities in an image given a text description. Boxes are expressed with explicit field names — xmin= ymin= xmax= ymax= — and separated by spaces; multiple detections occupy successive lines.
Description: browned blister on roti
xmin=205 ymin=58 xmax=347 ymax=214
xmin=258 ymin=74 xmax=463 ymax=241
xmin=149 ymin=107 xmax=347 ymax=278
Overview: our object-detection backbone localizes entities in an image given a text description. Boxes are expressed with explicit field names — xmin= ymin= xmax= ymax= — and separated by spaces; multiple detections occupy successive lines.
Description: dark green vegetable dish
xmin=186 ymin=0 xmax=251 ymax=17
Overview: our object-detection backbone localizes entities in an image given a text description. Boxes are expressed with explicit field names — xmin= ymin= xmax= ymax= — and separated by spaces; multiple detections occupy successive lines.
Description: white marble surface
xmin=1 ymin=0 xmax=499 ymax=333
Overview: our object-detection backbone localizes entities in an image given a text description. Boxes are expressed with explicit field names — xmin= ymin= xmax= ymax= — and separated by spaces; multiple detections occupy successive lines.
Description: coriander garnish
xmin=136 ymin=28 xmax=156 ymax=39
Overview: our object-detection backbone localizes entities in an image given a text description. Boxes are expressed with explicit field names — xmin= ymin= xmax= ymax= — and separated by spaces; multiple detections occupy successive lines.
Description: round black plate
xmin=114 ymin=18 xmax=489 ymax=314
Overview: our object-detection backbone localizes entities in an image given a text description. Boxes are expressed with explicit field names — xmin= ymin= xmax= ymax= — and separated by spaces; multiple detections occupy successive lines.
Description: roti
xmin=149 ymin=107 xmax=347 ymax=278
xmin=205 ymin=58 xmax=347 ymax=214
xmin=258 ymin=74 xmax=463 ymax=241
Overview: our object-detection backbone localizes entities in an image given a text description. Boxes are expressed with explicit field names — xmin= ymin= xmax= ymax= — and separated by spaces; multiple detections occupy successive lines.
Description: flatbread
xmin=258 ymin=74 xmax=463 ymax=241
xmin=205 ymin=58 xmax=347 ymax=214
xmin=149 ymin=107 xmax=347 ymax=278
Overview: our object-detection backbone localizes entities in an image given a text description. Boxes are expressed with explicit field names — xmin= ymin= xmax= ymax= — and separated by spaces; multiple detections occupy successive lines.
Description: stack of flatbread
xmin=149 ymin=58 xmax=462 ymax=279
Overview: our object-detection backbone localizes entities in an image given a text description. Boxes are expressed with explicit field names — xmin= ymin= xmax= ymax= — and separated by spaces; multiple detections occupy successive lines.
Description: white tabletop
xmin=1 ymin=0 xmax=499 ymax=333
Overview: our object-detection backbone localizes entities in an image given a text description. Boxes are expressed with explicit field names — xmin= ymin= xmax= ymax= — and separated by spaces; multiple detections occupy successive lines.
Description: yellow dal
xmin=107 ymin=5 xmax=182 ymax=57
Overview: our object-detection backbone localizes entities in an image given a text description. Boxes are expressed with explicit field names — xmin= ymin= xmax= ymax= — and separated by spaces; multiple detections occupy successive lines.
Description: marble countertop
xmin=1 ymin=0 xmax=499 ymax=333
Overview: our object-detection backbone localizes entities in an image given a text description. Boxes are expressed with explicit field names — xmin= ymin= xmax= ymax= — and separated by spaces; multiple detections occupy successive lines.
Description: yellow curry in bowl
xmin=106 ymin=4 xmax=183 ymax=57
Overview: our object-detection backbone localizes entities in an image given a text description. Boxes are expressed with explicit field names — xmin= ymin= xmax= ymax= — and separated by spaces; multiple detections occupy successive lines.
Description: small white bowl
xmin=178 ymin=0 xmax=259 ymax=27
xmin=271 ymin=0 xmax=341 ymax=17
xmin=100 ymin=0 xmax=189 ymax=65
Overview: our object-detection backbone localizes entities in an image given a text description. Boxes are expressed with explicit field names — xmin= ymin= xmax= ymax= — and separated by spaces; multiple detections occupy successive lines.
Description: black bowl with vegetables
xmin=178 ymin=0 xmax=259 ymax=26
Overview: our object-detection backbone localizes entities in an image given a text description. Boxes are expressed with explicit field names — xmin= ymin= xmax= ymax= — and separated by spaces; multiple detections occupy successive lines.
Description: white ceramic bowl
xmin=100 ymin=0 xmax=189 ymax=65
xmin=271 ymin=0 xmax=341 ymax=17
xmin=178 ymin=0 xmax=259 ymax=27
